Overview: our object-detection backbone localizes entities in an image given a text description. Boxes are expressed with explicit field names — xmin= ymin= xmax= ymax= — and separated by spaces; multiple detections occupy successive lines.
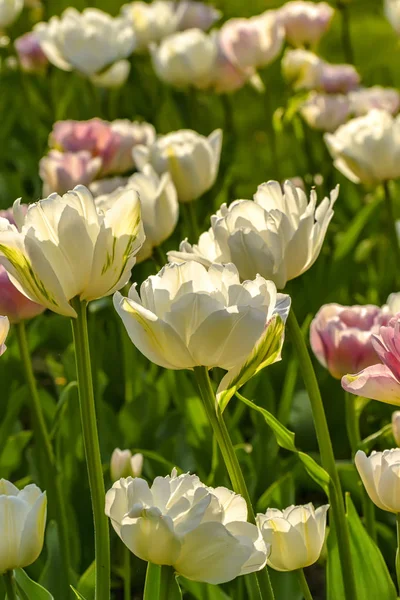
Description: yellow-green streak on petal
xmin=122 ymin=299 xmax=166 ymax=356
xmin=0 ymin=244 xmax=59 ymax=306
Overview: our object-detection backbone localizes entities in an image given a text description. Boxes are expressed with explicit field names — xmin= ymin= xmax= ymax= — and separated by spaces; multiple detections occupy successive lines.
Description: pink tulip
xmin=342 ymin=317 xmax=400 ymax=406
xmin=0 ymin=208 xmax=45 ymax=323
xmin=310 ymin=303 xmax=386 ymax=379
xmin=176 ymin=1 xmax=221 ymax=31
xmin=320 ymin=63 xmax=360 ymax=94
xmin=278 ymin=1 xmax=334 ymax=48
xmin=39 ymin=150 xmax=102 ymax=195
xmin=14 ymin=31 xmax=48 ymax=73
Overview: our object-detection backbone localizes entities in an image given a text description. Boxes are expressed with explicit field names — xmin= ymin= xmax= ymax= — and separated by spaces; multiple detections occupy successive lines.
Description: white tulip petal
xmin=121 ymin=513 xmax=181 ymax=565
xmin=17 ymin=492 xmax=47 ymax=567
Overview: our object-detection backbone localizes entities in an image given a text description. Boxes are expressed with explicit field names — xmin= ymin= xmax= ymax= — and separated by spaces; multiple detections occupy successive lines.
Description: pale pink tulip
xmin=310 ymin=303 xmax=385 ymax=379
xmin=342 ymin=317 xmax=400 ymax=405
xmin=39 ymin=150 xmax=102 ymax=195
xmin=320 ymin=63 xmax=360 ymax=94
xmin=176 ymin=1 xmax=221 ymax=31
xmin=278 ymin=1 xmax=334 ymax=48
xmin=15 ymin=31 xmax=48 ymax=73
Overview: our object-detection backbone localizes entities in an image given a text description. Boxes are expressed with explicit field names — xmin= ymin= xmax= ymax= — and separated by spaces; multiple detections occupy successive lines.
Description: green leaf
xmin=70 ymin=587 xmax=87 ymax=600
xmin=217 ymin=315 xmax=285 ymax=412
xmin=327 ymin=495 xmax=397 ymax=600
xmin=333 ymin=196 xmax=380 ymax=261
xmin=144 ymin=564 xmax=182 ymax=600
xmin=50 ymin=381 xmax=78 ymax=441
xmin=77 ymin=561 xmax=95 ymax=600
xmin=179 ymin=578 xmax=231 ymax=600
xmin=0 ymin=431 xmax=32 ymax=479
xmin=236 ymin=393 xmax=330 ymax=495
xmin=14 ymin=569 xmax=54 ymax=600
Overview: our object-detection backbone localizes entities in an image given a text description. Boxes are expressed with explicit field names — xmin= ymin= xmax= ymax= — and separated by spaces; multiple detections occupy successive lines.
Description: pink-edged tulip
xmin=39 ymin=150 xmax=102 ymax=195
xmin=310 ymin=303 xmax=385 ymax=379
xmin=14 ymin=31 xmax=48 ymax=73
xmin=278 ymin=1 xmax=334 ymax=49
xmin=342 ymin=317 xmax=400 ymax=405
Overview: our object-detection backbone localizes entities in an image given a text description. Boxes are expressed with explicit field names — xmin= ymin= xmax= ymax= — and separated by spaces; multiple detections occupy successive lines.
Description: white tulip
xmin=121 ymin=1 xmax=181 ymax=51
xmin=385 ymin=292 xmax=400 ymax=315
xmin=150 ymin=28 xmax=217 ymax=89
xmin=385 ymin=0 xmax=400 ymax=35
xmin=392 ymin=413 xmax=400 ymax=446
xmin=113 ymin=261 xmax=290 ymax=371
xmin=355 ymin=449 xmax=400 ymax=513
xmin=0 ymin=480 xmax=47 ymax=574
xmin=105 ymin=469 xmax=268 ymax=583
xmin=0 ymin=0 xmax=23 ymax=28
xmin=133 ymin=129 xmax=222 ymax=203
xmin=0 ymin=315 xmax=9 ymax=356
xmin=325 ymin=110 xmax=400 ymax=185
xmin=300 ymin=92 xmax=350 ymax=132
xmin=257 ymin=503 xmax=329 ymax=571
xmin=0 ymin=186 xmax=144 ymax=318
xmin=169 ymin=180 xmax=337 ymax=289
xmin=349 ymin=86 xmax=400 ymax=117
xmin=110 ymin=449 xmax=143 ymax=481
xmin=34 ymin=8 xmax=135 ymax=76
xmin=90 ymin=60 xmax=131 ymax=88
xmin=96 ymin=165 xmax=179 ymax=262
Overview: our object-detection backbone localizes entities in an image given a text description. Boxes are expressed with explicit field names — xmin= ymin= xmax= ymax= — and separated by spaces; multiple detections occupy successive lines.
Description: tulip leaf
xmin=327 ymin=494 xmax=397 ymax=600
xmin=14 ymin=569 xmax=54 ymax=600
xmin=217 ymin=315 xmax=285 ymax=412
xmin=333 ymin=195 xmax=380 ymax=262
xmin=179 ymin=578 xmax=231 ymax=599
xmin=236 ymin=393 xmax=330 ymax=494
xmin=70 ymin=587 xmax=87 ymax=600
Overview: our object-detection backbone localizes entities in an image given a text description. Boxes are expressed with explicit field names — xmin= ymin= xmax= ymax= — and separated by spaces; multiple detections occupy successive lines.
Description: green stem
xmin=193 ymin=366 xmax=275 ymax=600
xmin=3 ymin=571 xmax=17 ymax=600
xmin=186 ymin=202 xmax=200 ymax=242
xmin=124 ymin=546 xmax=131 ymax=600
xmin=144 ymin=562 xmax=160 ymax=600
xmin=296 ymin=569 xmax=313 ymax=600
xmin=160 ymin=565 xmax=175 ymax=600
xmin=119 ymin=319 xmax=135 ymax=405
xmin=16 ymin=321 xmax=71 ymax=596
xmin=71 ymin=298 xmax=110 ymax=600
xmin=345 ymin=392 xmax=376 ymax=541
xmin=383 ymin=181 xmax=400 ymax=287
xmin=396 ymin=514 xmax=400 ymax=595
xmin=286 ymin=309 xmax=357 ymax=600
xmin=337 ymin=1 xmax=354 ymax=64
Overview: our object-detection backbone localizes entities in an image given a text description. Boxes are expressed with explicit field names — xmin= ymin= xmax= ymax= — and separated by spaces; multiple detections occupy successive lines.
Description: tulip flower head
xmin=0 ymin=186 xmax=145 ymax=318
xmin=385 ymin=0 xmax=400 ymax=35
xmin=15 ymin=31 xmax=48 ymax=73
xmin=121 ymin=1 xmax=181 ymax=51
xmin=176 ymin=1 xmax=221 ymax=31
xmin=105 ymin=469 xmax=268 ymax=583
xmin=300 ymin=93 xmax=350 ymax=132
xmin=96 ymin=165 xmax=179 ymax=263
xmin=349 ymin=86 xmax=400 ymax=117
xmin=355 ymin=449 xmax=400 ymax=513
xmin=257 ymin=503 xmax=329 ymax=571
xmin=325 ymin=109 xmax=400 ymax=186
xmin=169 ymin=180 xmax=337 ymax=289
xmin=34 ymin=8 xmax=135 ymax=77
xmin=0 ymin=0 xmax=23 ymax=29
xmin=342 ymin=317 xmax=400 ymax=405
xmin=0 ymin=316 xmax=9 ymax=356
xmin=90 ymin=60 xmax=130 ymax=89
xmin=133 ymin=129 xmax=222 ymax=203
xmin=110 ymin=449 xmax=143 ymax=480
xmin=0 ymin=480 xmax=47 ymax=574
xmin=39 ymin=150 xmax=102 ymax=196
xmin=310 ymin=303 xmax=386 ymax=379
xmin=278 ymin=1 xmax=334 ymax=49
xmin=392 ymin=412 xmax=400 ymax=446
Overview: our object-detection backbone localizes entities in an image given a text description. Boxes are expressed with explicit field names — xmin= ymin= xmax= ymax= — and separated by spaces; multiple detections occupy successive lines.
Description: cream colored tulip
xmin=105 ymin=469 xmax=268 ymax=583
xmin=325 ymin=109 xmax=400 ymax=185
xmin=257 ymin=503 xmax=329 ymax=571
xmin=114 ymin=261 xmax=290 ymax=371
xmin=355 ymin=449 xmax=400 ymax=513
xmin=0 ymin=316 xmax=9 ymax=356
xmin=34 ymin=8 xmax=135 ymax=76
xmin=90 ymin=60 xmax=130 ymax=88
xmin=392 ymin=413 xmax=400 ymax=446
xmin=133 ymin=129 xmax=222 ymax=203
xmin=150 ymin=28 xmax=217 ymax=89
xmin=121 ymin=1 xmax=181 ymax=51
xmin=300 ymin=93 xmax=350 ymax=132
xmin=0 ymin=0 xmax=22 ymax=28
xmin=169 ymin=180 xmax=337 ymax=289
xmin=110 ymin=449 xmax=143 ymax=481
xmin=0 ymin=480 xmax=47 ymax=574
xmin=0 ymin=186 xmax=144 ymax=318
xmin=278 ymin=1 xmax=334 ymax=48
xmin=96 ymin=165 xmax=178 ymax=262
xmin=385 ymin=0 xmax=400 ymax=35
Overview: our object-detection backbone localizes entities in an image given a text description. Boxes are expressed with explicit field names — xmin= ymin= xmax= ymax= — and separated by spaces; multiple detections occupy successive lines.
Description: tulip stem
xmin=286 ymin=309 xmax=358 ymax=600
xmin=344 ymin=392 xmax=376 ymax=541
xmin=296 ymin=569 xmax=313 ymax=600
xmin=16 ymin=321 xmax=72 ymax=596
xmin=383 ymin=181 xmax=400 ymax=287
xmin=71 ymin=298 xmax=110 ymax=600
xmin=3 ymin=571 xmax=17 ymax=600
xmin=396 ymin=513 xmax=400 ymax=594
xmin=123 ymin=545 xmax=131 ymax=600
xmin=193 ymin=366 xmax=276 ymax=600
xmin=337 ymin=1 xmax=354 ymax=64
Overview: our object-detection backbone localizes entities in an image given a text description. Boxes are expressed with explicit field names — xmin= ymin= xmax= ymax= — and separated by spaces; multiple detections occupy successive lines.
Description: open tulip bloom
xmin=0 ymin=185 xmax=144 ymax=318
xmin=105 ymin=469 xmax=268 ymax=584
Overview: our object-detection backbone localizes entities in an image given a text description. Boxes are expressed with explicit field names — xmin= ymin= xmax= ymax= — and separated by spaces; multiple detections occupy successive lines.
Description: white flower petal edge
xmin=0 ymin=316 xmax=9 ymax=356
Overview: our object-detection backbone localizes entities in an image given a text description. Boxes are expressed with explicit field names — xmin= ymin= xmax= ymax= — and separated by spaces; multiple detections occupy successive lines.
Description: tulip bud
xmin=14 ymin=32 xmax=48 ymax=73
xmin=105 ymin=469 xmax=268 ymax=583
xmin=300 ymin=93 xmax=350 ymax=132
xmin=0 ymin=0 xmax=23 ymax=28
xmin=257 ymin=503 xmax=329 ymax=571
xmin=325 ymin=110 xmax=400 ymax=186
xmin=385 ymin=0 xmax=400 ymax=35
xmin=385 ymin=292 xmax=400 ymax=315
xmin=110 ymin=449 xmax=144 ymax=480
xmin=0 ymin=315 xmax=9 ymax=357
xmin=278 ymin=1 xmax=334 ymax=48
xmin=0 ymin=480 xmax=47 ymax=573
xmin=39 ymin=150 xmax=102 ymax=196
xmin=133 ymin=129 xmax=222 ymax=203
xmin=355 ymin=449 xmax=400 ymax=513
xmin=176 ymin=1 xmax=221 ymax=31
xmin=392 ymin=412 xmax=400 ymax=446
